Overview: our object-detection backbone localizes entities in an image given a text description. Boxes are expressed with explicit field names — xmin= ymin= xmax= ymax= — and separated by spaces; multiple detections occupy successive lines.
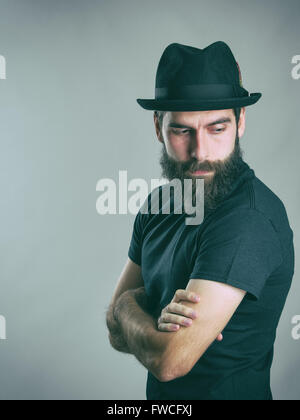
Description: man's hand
xmin=158 ymin=289 xmax=223 ymax=341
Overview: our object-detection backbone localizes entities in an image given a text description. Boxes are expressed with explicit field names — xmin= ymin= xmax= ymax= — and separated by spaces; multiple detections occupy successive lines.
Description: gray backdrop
xmin=0 ymin=0 xmax=299 ymax=400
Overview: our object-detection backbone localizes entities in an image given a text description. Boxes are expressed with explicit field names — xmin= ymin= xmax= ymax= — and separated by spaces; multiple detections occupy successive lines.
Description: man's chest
xmin=140 ymin=216 xmax=200 ymax=311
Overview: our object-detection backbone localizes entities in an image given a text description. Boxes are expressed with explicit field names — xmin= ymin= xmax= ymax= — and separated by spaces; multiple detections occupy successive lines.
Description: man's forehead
xmin=165 ymin=109 xmax=234 ymax=124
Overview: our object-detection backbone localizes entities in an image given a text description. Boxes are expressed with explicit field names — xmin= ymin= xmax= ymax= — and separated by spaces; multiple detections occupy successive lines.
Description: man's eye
xmin=172 ymin=129 xmax=190 ymax=135
xmin=212 ymin=127 xmax=225 ymax=133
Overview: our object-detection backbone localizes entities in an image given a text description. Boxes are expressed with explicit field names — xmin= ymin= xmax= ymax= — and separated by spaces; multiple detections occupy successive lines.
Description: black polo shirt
xmin=128 ymin=161 xmax=294 ymax=400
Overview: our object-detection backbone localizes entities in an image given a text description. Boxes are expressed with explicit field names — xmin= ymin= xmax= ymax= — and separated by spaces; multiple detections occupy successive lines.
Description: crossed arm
xmin=106 ymin=258 xmax=246 ymax=382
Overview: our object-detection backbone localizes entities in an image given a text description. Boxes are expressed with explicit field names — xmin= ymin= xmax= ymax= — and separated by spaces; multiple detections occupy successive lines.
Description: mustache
xmin=181 ymin=159 xmax=220 ymax=173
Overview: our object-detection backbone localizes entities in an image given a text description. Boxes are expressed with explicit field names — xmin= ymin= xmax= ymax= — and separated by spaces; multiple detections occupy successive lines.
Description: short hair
xmin=154 ymin=108 xmax=242 ymax=128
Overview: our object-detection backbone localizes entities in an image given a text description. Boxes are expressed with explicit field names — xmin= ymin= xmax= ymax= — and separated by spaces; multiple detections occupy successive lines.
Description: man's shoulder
xmin=226 ymin=174 xmax=294 ymax=248
xmin=224 ymin=171 xmax=288 ymax=221
xmin=209 ymin=173 xmax=292 ymax=239
xmin=249 ymin=175 xmax=291 ymax=230
xmin=251 ymin=175 xmax=285 ymax=211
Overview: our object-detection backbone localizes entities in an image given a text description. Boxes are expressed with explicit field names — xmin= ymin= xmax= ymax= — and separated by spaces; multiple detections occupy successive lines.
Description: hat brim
xmin=136 ymin=93 xmax=261 ymax=111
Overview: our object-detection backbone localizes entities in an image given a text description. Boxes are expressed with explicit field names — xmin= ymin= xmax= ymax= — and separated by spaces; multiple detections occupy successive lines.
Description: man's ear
xmin=238 ymin=107 xmax=246 ymax=139
xmin=153 ymin=112 xmax=164 ymax=144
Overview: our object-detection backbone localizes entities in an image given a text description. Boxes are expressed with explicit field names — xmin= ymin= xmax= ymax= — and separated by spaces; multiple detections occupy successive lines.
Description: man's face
xmin=155 ymin=108 xmax=246 ymax=213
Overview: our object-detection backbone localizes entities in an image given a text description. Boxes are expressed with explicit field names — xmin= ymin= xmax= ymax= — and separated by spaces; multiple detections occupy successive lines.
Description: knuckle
xmin=172 ymin=303 xmax=178 ymax=313
xmin=165 ymin=304 xmax=171 ymax=313
xmin=176 ymin=303 xmax=185 ymax=316
xmin=178 ymin=315 xmax=186 ymax=324
xmin=168 ymin=303 xmax=175 ymax=313
xmin=178 ymin=303 xmax=188 ymax=315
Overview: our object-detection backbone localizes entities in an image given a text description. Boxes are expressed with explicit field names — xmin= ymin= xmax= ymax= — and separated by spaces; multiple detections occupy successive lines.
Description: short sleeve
xmin=128 ymin=210 xmax=145 ymax=266
xmin=189 ymin=209 xmax=283 ymax=301
xmin=127 ymin=189 xmax=158 ymax=265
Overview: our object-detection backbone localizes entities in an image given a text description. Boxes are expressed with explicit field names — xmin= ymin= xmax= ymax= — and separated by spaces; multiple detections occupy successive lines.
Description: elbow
xmin=151 ymin=367 xmax=176 ymax=383
xmin=146 ymin=351 xmax=177 ymax=383
xmin=152 ymin=354 xmax=191 ymax=383
xmin=152 ymin=342 xmax=204 ymax=382
xmin=154 ymin=363 xmax=188 ymax=383
xmin=159 ymin=371 xmax=181 ymax=383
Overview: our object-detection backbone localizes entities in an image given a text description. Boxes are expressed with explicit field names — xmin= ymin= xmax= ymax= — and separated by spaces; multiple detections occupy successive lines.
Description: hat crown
xmin=155 ymin=41 xmax=240 ymax=88
xmin=136 ymin=40 xmax=261 ymax=111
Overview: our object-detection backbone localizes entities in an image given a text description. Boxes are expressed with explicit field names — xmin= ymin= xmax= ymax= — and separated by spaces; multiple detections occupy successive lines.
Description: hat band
xmin=155 ymin=84 xmax=248 ymax=100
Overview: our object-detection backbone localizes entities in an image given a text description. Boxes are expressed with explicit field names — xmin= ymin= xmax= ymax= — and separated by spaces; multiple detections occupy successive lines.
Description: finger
xmin=159 ymin=313 xmax=193 ymax=327
xmin=158 ymin=322 xmax=180 ymax=332
xmin=162 ymin=302 xmax=198 ymax=319
xmin=172 ymin=289 xmax=200 ymax=304
xmin=216 ymin=333 xmax=223 ymax=341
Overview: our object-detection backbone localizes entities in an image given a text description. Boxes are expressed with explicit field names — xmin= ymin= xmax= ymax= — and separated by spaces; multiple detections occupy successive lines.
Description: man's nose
xmin=190 ymin=130 xmax=209 ymax=160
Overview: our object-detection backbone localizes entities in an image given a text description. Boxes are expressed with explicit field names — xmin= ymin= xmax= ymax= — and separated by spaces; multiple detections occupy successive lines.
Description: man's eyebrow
xmin=168 ymin=122 xmax=192 ymax=128
xmin=206 ymin=117 xmax=232 ymax=127
xmin=168 ymin=117 xmax=232 ymax=129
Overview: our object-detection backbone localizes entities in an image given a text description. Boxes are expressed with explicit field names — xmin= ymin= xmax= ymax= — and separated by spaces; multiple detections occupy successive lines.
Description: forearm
xmin=106 ymin=286 xmax=156 ymax=354
xmin=113 ymin=289 xmax=171 ymax=380
xmin=106 ymin=303 xmax=131 ymax=354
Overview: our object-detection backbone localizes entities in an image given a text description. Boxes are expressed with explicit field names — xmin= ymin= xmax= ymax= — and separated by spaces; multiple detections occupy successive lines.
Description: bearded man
xmin=106 ymin=42 xmax=295 ymax=400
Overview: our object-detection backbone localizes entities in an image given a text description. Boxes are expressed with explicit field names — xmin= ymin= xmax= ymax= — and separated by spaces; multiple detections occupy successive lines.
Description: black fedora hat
xmin=137 ymin=41 xmax=261 ymax=111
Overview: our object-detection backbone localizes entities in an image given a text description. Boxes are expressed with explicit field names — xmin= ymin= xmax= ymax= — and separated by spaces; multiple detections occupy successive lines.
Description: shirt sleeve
xmin=127 ymin=187 xmax=160 ymax=266
xmin=189 ymin=208 xmax=283 ymax=301
xmin=128 ymin=210 xmax=145 ymax=266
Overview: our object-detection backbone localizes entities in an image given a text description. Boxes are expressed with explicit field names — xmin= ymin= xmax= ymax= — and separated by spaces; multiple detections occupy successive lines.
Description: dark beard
xmin=159 ymin=135 xmax=245 ymax=217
